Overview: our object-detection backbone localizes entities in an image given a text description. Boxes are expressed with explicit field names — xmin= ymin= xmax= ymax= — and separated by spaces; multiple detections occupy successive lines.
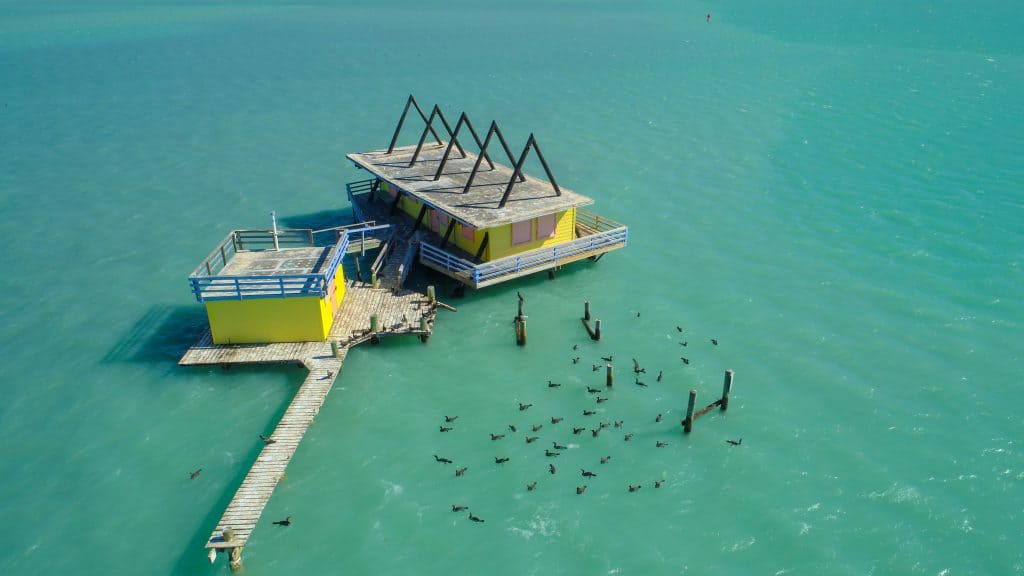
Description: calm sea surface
xmin=1 ymin=1 xmax=1021 ymax=574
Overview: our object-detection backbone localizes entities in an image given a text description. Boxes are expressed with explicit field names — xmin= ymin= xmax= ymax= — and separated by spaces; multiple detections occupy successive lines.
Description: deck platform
xmin=181 ymin=263 xmax=444 ymax=566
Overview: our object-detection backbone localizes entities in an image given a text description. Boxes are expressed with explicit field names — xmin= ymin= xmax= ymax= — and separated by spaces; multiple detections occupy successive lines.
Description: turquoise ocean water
xmin=1 ymin=1 xmax=1021 ymax=574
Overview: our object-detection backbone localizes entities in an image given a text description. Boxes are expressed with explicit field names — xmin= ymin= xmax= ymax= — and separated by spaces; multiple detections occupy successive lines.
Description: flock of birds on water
xmin=186 ymin=291 xmax=742 ymax=529
xmin=432 ymin=291 xmax=742 ymax=525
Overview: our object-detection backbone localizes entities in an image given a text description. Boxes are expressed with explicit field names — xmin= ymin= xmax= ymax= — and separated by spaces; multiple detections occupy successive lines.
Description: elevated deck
xmin=348 ymin=180 xmax=628 ymax=288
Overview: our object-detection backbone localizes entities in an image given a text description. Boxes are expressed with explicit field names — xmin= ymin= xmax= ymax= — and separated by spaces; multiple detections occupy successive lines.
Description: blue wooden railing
xmin=419 ymin=209 xmax=628 ymax=287
xmin=188 ymin=223 xmax=388 ymax=302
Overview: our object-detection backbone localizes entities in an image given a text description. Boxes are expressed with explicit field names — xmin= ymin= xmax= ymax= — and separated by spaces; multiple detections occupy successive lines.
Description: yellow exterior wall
xmin=205 ymin=261 xmax=346 ymax=344
xmin=379 ymin=182 xmax=576 ymax=263
xmin=487 ymin=209 xmax=576 ymax=260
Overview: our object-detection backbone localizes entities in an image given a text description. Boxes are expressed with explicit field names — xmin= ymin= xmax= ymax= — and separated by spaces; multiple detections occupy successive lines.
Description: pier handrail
xmin=370 ymin=228 xmax=397 ymax=275
xmin=418 ymin=214 xmax=628 ymax=287
xmin=189 ymin=230 xmax=352 ymax=302
xmin=419 ymin=241 xmax=480 ymax=283
xmin=474 ymin=226 xmax=627 ymax=282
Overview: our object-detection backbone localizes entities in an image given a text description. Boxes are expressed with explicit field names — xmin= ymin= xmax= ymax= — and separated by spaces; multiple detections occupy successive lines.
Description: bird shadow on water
xmin=102 ymin=304 xmax=208 ymax=365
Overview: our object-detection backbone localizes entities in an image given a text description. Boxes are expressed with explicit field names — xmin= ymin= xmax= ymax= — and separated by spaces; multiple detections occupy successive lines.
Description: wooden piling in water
xmin=594 ymin=319 xmax=602 ymax=341
xmin=683 ymin=389 xmax=697 ymax=433
xmin=721 ymin=369 xmax=734 ymax=411
xmin=584 ymin=300 xmax=591 ymax=321
xmin=606 ymin=364 xmax=613 ymax=388
xmin=353 ymin=255 xmax=363 ymax=282
xmin=516 ymin=317 xmax=527 ymax=346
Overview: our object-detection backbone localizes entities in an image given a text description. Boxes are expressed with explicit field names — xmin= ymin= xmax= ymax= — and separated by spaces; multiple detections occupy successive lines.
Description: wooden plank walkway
xmin=206 ymin=353 xmax=344 ymax=552
xmin=181 ymin=239 xmax=449 ymax=568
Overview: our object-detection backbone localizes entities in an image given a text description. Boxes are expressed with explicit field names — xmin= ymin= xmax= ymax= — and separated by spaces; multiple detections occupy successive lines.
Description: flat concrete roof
xmin=347 ymin=143 xmax=593 ymax=229
xmin=219 ymin=247 xmax=331 ymax=277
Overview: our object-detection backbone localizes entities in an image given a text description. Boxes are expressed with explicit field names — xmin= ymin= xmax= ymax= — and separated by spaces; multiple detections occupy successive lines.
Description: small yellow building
xmin=346 ymin=97 xmax=628 ymax=288
xmin=188 ymin=229 xmax=348 ymax=344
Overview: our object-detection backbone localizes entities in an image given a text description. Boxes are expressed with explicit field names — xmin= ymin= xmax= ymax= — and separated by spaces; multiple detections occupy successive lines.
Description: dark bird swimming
xmin=680 ymin=357 xmax=690 ymax=365
xmin=576 ymin=485 xmax=588 ymax=494
xmin=455 ymin=467 xmax=467 ymax=477
xmin=508 ymin=424 xmax=517 ymax=432
xmin=624 ymin=433 xmax=634 ymax=442
xmin=545 ymin=449 xmax=560 ymax=457
xmin=654 ymin=480 xmax=664 ymax=488
xmin=549 ymin=463 xmax=556 ymax=475
xmin=613 ymin=420 xmax=623 ymax=428
xmin=468 ymin=512 xmax=485 ymax=523
xmin=573 ymin=426 xmax=585 ymax=435
xmin=711 ymin=338 xmax=719 ymax=346
xmin=273 ymin=516 xmax=292 ymax=526
xmin=440 ymin=426 xmax=453 ymax=432
xmin=656 ymin=370 xmax=663 ymax=382
xmin=532 ymin=424 xmax=544 ymax=432
xmin=591 ymin=428 xmax=601 ymax=438
xmin=451 ymin=505 xmax=468 ymax=512
xmin=547 ymin=380 xmax=561 ymax=388
xmin=553 ymin=442 xmax=567 ymax=450
xmin=600 ymin=456 xmax=611 ymax=464
xmin=596 ymin=396 xmax=608 ymax=404
xmin=581 ymin=469 xmax=597 ymax=478
xmin=519 ymin=403 xmax=533 ymax=411
xmin=572 ymin=357 xmax=580 ymax=364
xmin=259 ymin=434 xmax=276 ymax=445
xmin=189 ymin=468 xmax=202 ymax=480
xmin=445 ymin=415 xmax=458 ymax=423
xmin=490 ymin=433 xmax=505 ymax=441
xmin=527 ymin=481 xmax=537 ymax=491
xmin=628 ymin=485 xmax=641 ymax=493
xmin=655 ymin=414 xmax=663 ymax=423
xmin=551 ymin=416 xmax=563 ymax=424
xmin=635 ymin=378 xmax=647 ymax=387
xmin=676 ymin=326 xmax=683 ymax=332
xmin=572 ymin=344 xmax=578 ymax=351
xmin=726 ymin=438 xmax=743 ymax=446
xmin=583 ymin=410 xmax=596 ymax=416
xmin=526 ymin=436 xmax=539 ymax=443
xmin=495 ymin=457 xmax=510 ymax=464
xmin=601 ymin=355 xmax=613 ymax=362
xmin=656 ymin=441 xmax=668 ymax=448
xmin=591 ymin=364 xmax=601 ymax=372
xmin=434 ymin=455 xmax=453 ymax=464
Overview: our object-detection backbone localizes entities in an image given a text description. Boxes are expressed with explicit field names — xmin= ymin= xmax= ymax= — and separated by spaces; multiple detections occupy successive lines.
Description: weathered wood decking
xmin=205 ymin=353 xmax=344 ymax=552
xmin=181 ymin=271 xmax=444 ymax=567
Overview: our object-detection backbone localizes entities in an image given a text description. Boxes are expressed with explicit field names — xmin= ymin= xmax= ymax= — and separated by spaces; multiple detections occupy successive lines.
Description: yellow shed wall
xmin=205 ymin=265 xmax=346 ymax=344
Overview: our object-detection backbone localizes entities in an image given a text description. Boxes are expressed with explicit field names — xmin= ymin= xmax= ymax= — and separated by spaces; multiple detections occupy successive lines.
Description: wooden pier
xmin=181 ymin=272 xmax=445 ymax=568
